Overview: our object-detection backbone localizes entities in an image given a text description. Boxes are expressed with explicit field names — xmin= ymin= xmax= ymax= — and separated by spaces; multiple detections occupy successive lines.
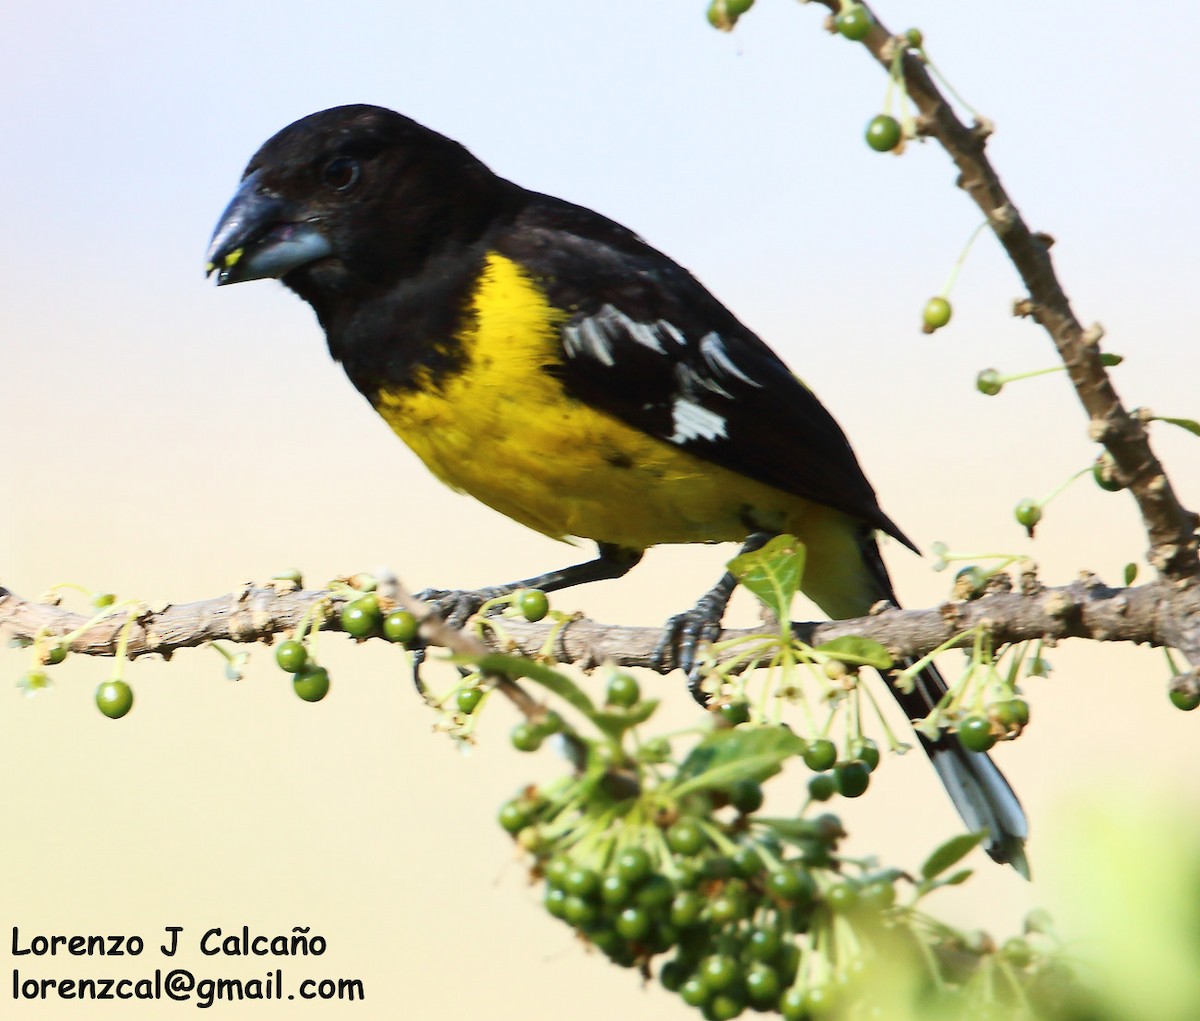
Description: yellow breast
xmin=372 ymin=252 xmax=832 ymax=552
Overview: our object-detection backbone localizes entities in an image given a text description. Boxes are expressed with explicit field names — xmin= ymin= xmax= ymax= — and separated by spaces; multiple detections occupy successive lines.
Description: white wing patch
xmin=564 ymin=305 xmax=693 ymax=363
xmin=670 ymin=397 xmax=727 ymax=444
xmin=563 ymin=315 xmax=616 ymax=366
xmin=699 ymin=332 xmax=763 ymax=389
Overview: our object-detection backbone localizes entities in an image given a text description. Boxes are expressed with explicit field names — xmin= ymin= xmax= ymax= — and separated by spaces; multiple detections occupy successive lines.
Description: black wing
xmin=495 ymin=192 xmax=915 ymax=550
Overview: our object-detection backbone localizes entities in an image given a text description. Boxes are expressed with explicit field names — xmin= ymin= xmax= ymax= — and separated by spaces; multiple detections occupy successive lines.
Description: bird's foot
xmin=407 ymin=586 xmax=508 ymax=695
xmin=653 ymin=591 xmax=728 ymax=705
xmin=413 ymin=586 xmax=507 ymax=630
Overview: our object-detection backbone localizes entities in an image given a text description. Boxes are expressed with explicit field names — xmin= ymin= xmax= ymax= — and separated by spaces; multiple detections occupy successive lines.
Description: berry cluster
xmin=271 ymin=579 xmax=420 ymax=703
xmin=501 ymin=746 xmax=905 ymax=1020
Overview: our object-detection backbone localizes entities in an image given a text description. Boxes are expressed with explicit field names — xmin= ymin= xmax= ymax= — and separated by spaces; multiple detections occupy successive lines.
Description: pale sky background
xmin=2 ymin=2 xmax=1199 ymax=1019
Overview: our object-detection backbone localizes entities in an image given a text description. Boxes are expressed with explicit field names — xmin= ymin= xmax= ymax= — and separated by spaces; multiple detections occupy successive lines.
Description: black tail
xmin=856 ymin=533 xmax=1029 ymax=876
xmin=891 ymin=659 xmax=1029 ymax=877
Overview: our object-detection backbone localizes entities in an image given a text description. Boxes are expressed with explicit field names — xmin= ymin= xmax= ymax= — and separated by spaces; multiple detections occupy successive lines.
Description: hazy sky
xmin=3 ymin=4 xmax=1199 ymax=1019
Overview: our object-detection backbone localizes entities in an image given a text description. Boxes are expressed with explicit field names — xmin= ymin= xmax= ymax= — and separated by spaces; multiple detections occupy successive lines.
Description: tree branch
xmin=2 ymin=572 xmax=1194 ymax=679
xmin=811 ymin=1 xmax=1199 ymax=590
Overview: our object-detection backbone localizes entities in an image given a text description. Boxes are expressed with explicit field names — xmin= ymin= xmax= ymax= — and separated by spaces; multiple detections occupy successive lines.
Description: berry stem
xmin=938 ymin=219 xmax=989 ymax=299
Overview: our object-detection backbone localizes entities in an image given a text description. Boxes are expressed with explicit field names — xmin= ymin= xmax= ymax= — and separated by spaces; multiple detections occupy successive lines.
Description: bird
xmin=207 ymin=104 xmax=1027 ymax=871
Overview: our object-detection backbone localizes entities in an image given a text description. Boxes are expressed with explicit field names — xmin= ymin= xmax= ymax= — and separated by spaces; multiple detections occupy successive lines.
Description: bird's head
xmin=206 ymin=104 xmax=504 ymax=302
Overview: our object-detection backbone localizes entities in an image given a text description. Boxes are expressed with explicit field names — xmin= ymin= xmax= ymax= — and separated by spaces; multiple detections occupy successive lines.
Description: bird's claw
xmin=412 ymin=587 xmax=497 ymax=630
xmin=406 ymin=586 xmax=510 ymax=695
xmin=653 ymin=595 xmax=726 ymax=705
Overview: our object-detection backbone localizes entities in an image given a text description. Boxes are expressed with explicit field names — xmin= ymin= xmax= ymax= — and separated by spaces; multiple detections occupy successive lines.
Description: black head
xmin=207 ymin=105 xmax=509 ymax=307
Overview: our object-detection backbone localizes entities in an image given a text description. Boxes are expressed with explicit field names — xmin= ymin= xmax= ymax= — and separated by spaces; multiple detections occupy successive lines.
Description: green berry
xmin=606 ymin=672 xmax=640 ymax=707
xmin=746 ymin=927 xmax=782 ymax=962
xmin=634 ymin=874 xmax=674 ymax=910
xmin=272 ymin=568 xmax=303 ymax=586
xmin=732 ymin=844 xmax=763 ymax=879
xmin=718 ymin=700 xmax=751 ymax=726
xmin=544 ymin=885 xmax=569 ymax=919
xmin=341 ymin=598 xmax=380 ymax=639
xmin=745 ymin=962 xmax=781 ymax=1005
xmin=922 ymin=296 xmax=953 ymax=331
xmin=992 ymin=698 xmax=1030 ymax=728
xmin=767 ymin=866 xmax=815 ymax=906
xmin=976 ymin=368 xmax=1004 ymax=396
xmin=803 ymin=738 xmax=837 ymax=772
xmin=680 ymin=975 xmax=710 ymax=1008
xmin=92 ymin=593 xmax=116 ymax=609
xmin=498 ymin=799 xmax=530 ymax=834
xmin=706 ymin=0 xmax=754 ymax=31
xmin=670 ymin=890 xmax=707 ymax=928
xmin=516 ymin=588 xmax=550 ymax=622
xmin=44 ymin=644 xmax=68 ymax=666
xmin=563 ymin=895 xmax=598 ymax=926
xmin=563 ymin=866 xmax=601 ymax=898
xmin=834 ymin=760 xmax=871 ymax=798
xmin=275 ymin=640 xmax=308 ymax=673
xmin=729 ymin=778 xmax=764 ymax=815
xmin=455 ymin=686 xmax=483 ymax=715
xmin=780 ymin=986 xmax=808 ymax=1020
xmin=709 ymin=991 xmax=746 ymax=1021
xmin=905 ymin=27 xmax=924 ymax=47
xmin=834 ymin=4 xmax=871 ymax=41
xmin=600 ymin=874 xmax=632 ymax=906
xmin=95 ymin=679 xmax=134 ymax=719
xmin=957 ymin=715 xmax=997 ymax=752
xmin=808 ymin=772 xmax=837 ymax=801
xmin=614 ymin=906 xmax=652 ymax=941
xmin=1170 ymin=688 xmax=1200 ymax=712
xmin=292 ymin=664 xmax=330 ymax=702
xmin=544 ymin=854 xmax=572 ymax=887
xmin=825 ymin=881 xmax=860 ymax=913
xmin=382 ymin=609 xmax=418 ymax=644
xmin=701 ymin=954 xmax=739 ymax=992
xmin=614 ymin=846 xmax=653 ymax=884
xmin=1015 ymin=498 xmax=1042 ymax=531
xmin=848 ymin=737 xmax=881 ymax=772
xmin=667 ymin=818 xmax=707 ymax=856
xmin=709 ymin=891 xmax=745 ymax=924
xmin=510 ymin=720 xmax=544 ymax=753
xmin=865 ymin=114 xmax=902 ymax=152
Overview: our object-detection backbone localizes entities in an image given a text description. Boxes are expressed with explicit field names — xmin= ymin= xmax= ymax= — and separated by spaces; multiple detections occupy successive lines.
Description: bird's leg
xmin=654 ymin=532 xmax=774 ymax=703
xmin=416 ymin=543 xmax=643 ymax=626
xmin=410 ymin=544 xmax=643 ymax=690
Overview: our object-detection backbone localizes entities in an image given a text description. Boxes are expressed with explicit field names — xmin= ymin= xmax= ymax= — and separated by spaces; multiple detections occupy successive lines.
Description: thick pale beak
xmin=206 ymin=169 xmax=332 ymax=285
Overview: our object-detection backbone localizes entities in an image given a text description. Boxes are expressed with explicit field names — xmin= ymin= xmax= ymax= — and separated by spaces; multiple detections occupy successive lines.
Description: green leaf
xmin=1123 ymin=562 xmax=1138 ymax=587
xmin=466 ymin=652 xmax=596 ymax=716
xmin=1099 ymin=353 xmax=1124 ymax=367
xmin=942 ymin=867 xmax=974 ymax=887
xmin=815 ymin=636 xmax=894 ymax=670
xmin=1155 ymin=416 xmax=1200 ymax=438
xmin=673 ymin=725 xmax=805 ymax=796
xmin=729 ymin=534 xmax=806 ymax=625
xmin=920 ymin=831 xmax=986 ymax=880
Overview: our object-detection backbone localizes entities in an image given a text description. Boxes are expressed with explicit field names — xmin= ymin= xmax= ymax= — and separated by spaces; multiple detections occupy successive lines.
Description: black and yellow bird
xmin=207 ymin=104 xmax=1027 ymax=870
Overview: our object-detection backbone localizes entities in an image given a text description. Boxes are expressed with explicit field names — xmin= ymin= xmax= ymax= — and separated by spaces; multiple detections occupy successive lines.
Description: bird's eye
xmin=321 ymin=156 xmax=361 ymax=192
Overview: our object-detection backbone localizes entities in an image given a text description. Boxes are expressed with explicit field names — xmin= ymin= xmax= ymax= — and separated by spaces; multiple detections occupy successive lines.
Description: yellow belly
xmin=372 ymin=250 xmax=865 ymax=606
